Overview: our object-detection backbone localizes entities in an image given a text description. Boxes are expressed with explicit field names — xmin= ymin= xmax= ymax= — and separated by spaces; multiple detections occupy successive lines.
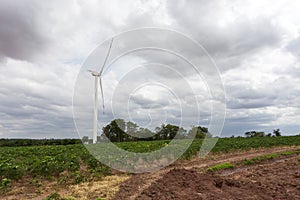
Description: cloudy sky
xmin=0 ymin=0 xmax=299 ymax=139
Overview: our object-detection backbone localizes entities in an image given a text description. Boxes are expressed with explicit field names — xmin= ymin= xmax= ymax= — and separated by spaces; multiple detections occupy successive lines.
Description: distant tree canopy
xmin=101 ymin=120 xmax=285 ymax=142
xmin=245 ymin=129 xmax=282 ymax=138
xmin=0 ymin=138 xmax=81 ymax=147
xmin=155 ymin=124 xmax=180 ymax=140
xmin=273 ymin=129 xmax=281 ymax=137
xmin=245 ymin=131 xmax=265 ymax=138
xmin=188 ymin=126 xmax=212 ymax=139
xmin=98 ymin=119 xmax=212 ymax=142
xmin=102 ymin=119 xmax=126 ymax=142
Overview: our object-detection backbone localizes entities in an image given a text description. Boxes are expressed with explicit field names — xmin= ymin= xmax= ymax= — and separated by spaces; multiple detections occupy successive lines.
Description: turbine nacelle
xmin=88 ymin=70 xmax=101 ymax=77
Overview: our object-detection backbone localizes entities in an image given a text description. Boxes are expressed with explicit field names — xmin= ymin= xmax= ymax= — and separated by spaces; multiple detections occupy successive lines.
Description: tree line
xmin=0 ymin=122 xmax=287 ymax=147
xmin=82 ymin=119 xmax=287 ymax=143
xmin=244 ymin=128 xmax=281 ymax=137
xmin=0 ymin=138 xmax=81 ymax=147
xmin=82 ymin=118 xmax=212 ymax=143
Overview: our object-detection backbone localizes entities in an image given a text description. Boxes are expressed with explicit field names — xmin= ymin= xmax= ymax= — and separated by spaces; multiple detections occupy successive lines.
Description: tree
xmin=254 ymin=131 xmax=265 ymax=137
xmin=136 ymin=127 xmax=154 ymax=140
xmin=156 ymin=124 xmax=169 ymax=140
xmin=102 ymin=119 xmax=126 ymax=142
xmin=273 ymin=129 xmax=281 ymax=137
xmin=115 ymin=119 xmax=126 ymax=142
xmin=102 ymin=123 xmax=114 ymax=141
xmin=188 ymin=126 xmax=211 ymax=139
xmin=177 ymin=127 xmax=187 ymax=139
xmin=155 ymin=124 xmax=180 ymax=140
xmin=167 ymin=124 xmax=180 ymax=139
xmin=245 ymin=131 xmax=265 ymax=137
xmin=126 ymin=121 xmax=138 ymax=140
xmin=97 ymin=136 xmax=102 ymax=142
xmin=82 ymin=136 xmax=89 ymax=144
xmin=154 ymin=126 xmax=162 ymax=140
xmin=245 ymin=131 xmax=256 ymax=137
xmin=102 ymin=119 xmax=209 ymax=142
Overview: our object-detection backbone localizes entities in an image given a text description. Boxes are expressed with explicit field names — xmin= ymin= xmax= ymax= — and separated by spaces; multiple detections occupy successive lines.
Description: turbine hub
xmin=91 ymin=72 xmax=100 ymax=77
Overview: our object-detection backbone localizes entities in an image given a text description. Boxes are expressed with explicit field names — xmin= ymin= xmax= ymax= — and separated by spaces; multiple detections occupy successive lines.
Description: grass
xmin=0 ymin=144 xmax=111 ymax=188
xmin=208 ymin=149 xmax=300 ymax=171
xmin=44 ymin=192 xmax=61 ymax=200
xmin=243 ymin=150 xmax=300 ymax=166
xmin=0 ymin=136 xmax=300 ymax=199
xmin=1 ymin=136 xmax=300 ymax=193
xmin=278 ymin=150 xmax=300 ymax=156
xmin=207 ymin=162 xmax=234 ymax=171
xmin=112 ymin=135 xmax=300 ymax=157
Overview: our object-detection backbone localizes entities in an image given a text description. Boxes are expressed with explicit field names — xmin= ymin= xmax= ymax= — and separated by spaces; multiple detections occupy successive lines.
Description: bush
xmin=208 ymin=162 xmax=234 ymax=171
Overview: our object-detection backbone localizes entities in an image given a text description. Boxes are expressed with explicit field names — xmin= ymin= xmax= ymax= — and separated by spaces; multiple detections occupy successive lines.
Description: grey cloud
xmin=0 ymin=87 xmax=76 ymax=138
xmin=227 ymin=98 xmax=273 ymax=109
xmin=224 ymin=76 xmax=299 ymax=110
xmin=130 ymin=94 xmax=169 ymax=109
xmin=220 ymin=108 xmax=279 ymax=136
xmin=1 ymin=116 xmax=77 ymax=139
xmin=77 ymin=0 xmax=299 ymax=137
xmin=1 ymin=0 xmax=300 ymax=139
xmin=228 ymin=112 xmax=277 ymax=124
xmin=0 ymin=57 xmax=78 ymax=138
xmin=0 ymin=0 xmax=48 ymax=61
xmin=166 ymin=0 xmax=282 ymax=71
xmin=286 ymin=36 xmax=300 ymax=60
xmin=116 ymin=0 xmax=284 ymax=79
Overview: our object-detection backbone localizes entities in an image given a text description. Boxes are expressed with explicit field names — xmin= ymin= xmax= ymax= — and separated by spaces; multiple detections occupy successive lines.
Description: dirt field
xmin=2 ymin=146 xmax=300 ymax=199
xmin=113 ymin=146 xmax=300 ymax=200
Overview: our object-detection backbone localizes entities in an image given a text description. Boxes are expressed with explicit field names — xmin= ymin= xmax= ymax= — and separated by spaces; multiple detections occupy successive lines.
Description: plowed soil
xmin=113 ymin=146 xmax=300 ymax=200
xmin=2 ymin=146 xmax=300 ymax=199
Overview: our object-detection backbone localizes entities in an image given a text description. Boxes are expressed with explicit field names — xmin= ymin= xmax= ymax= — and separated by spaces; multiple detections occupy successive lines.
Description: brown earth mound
xmin=138 ymin=169 xmax=271 ymax=200
xmin=115 ymin=154 xmax=300 ymax=200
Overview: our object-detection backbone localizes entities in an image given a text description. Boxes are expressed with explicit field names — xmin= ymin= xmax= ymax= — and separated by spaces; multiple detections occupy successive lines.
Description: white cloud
xmin=0 ymin=0 xmax=300 ymax=138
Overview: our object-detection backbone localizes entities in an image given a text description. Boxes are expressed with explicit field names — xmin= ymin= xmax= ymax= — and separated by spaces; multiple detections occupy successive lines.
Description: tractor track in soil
xmin=113 ymin=146 xmax=300 ymax=200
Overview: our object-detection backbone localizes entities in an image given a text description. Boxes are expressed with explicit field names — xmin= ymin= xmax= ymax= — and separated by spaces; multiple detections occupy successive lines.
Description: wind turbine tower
xmin=89 ymin=38 xmax=114 ymax=144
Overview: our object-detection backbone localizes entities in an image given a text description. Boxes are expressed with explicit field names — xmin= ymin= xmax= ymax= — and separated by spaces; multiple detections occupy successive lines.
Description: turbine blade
xmin=99 ymin=37 xmax=114 ymax=75
xmin=99 ymin=77 xmax=105 ymax=114
xmin=88 ymin=69 xmax=98 ymax=74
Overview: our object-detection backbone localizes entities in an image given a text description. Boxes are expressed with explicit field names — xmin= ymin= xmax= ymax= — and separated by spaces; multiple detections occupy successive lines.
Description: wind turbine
xmin=88 ymin=38 xmax=114 ymax=144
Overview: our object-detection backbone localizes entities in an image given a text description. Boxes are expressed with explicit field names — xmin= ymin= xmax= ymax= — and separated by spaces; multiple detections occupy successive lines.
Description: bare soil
xmin=1 ymin=174 xmax=129 ymax=200
xmin=113 ymin=146 xmax=300 ymax=200
xmin=2 ymin=146 xmax=300 ymax=199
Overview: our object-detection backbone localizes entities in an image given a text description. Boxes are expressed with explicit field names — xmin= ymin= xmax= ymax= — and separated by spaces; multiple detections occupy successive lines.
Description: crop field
xmin=1 ymin=135 xmax=300 ymax=199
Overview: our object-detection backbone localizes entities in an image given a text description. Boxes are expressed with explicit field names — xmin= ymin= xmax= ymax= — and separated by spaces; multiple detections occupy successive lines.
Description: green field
xmin=0 ymin=144 xmax=110 ymax=190
xmin=1 ymin=135 xmax=300 ymax=189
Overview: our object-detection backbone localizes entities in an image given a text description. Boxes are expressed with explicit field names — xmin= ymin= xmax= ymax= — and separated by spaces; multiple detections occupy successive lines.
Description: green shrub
xmin=208 ymin=162 xmax=234 ymax=171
